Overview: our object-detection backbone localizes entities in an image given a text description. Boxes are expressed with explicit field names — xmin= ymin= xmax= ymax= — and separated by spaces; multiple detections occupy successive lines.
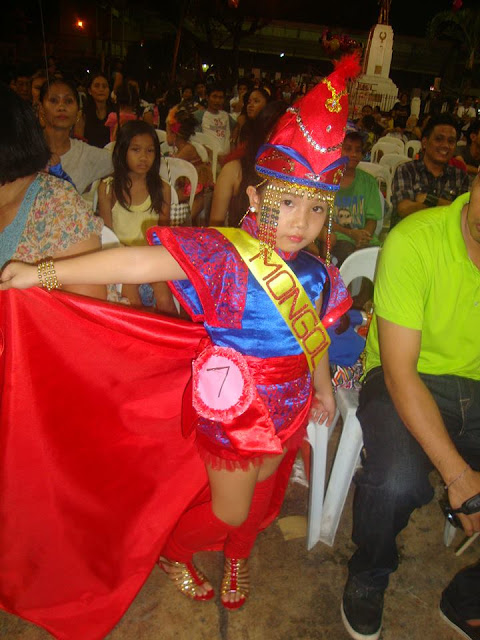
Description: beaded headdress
xmin=255 ymin=53 xmax=361 ymax=263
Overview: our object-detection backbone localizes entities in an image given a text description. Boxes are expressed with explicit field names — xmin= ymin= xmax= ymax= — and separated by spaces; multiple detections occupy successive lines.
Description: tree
xmin=428 ymin=6 xmax=480 ymax=72
xmin=184 ymin=0 xmax=271 ymax=80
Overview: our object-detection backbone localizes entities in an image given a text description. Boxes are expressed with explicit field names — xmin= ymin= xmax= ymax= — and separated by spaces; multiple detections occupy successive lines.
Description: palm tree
xmin=428 ymin=6 xmax=480 ymax=71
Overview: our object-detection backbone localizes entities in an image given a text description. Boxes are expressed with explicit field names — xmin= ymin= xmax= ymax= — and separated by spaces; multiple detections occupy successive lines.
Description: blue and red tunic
xmin=147 ymin=214 xmax=350 ymax=468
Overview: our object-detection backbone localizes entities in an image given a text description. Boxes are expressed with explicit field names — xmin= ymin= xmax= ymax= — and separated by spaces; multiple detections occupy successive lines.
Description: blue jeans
xmin=348 ymin=367 xmax=480 ymax=590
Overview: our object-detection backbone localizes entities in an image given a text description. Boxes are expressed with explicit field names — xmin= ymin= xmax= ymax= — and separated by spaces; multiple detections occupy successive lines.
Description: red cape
xmin=0 ymin=289 xmax=296 ymax=639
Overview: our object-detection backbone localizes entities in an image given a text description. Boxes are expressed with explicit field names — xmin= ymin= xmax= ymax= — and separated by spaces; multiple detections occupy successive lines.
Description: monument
xmin=349 ymin=0 xmax=398 ymax=116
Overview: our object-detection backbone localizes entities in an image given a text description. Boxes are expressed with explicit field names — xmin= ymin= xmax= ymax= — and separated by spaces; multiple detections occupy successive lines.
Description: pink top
xmin=104 ymin=111 xmax=138 ymax=141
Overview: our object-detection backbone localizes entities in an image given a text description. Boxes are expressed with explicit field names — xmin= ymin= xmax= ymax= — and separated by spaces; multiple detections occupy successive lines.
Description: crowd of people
xmin=1 ymin=56 xmax=479 ymax=640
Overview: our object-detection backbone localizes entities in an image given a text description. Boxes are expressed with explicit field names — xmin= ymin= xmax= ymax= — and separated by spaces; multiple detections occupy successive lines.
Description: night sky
xmin=151 ymin=0 xmax=466 ymax=38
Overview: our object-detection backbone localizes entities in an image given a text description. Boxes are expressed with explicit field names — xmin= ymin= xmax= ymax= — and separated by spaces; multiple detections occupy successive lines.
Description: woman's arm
xmin=73 ymin=111 xmax=86 ymax=139
xmin=159 ymin=180 xmax=171 ymax=226
xmin=97 ymin=180 xmax=113 ymax=228
xmin=1 ymin=245 xmax=187 ymax=291
xmin=209 ymin=161 xmax=241 ymax=226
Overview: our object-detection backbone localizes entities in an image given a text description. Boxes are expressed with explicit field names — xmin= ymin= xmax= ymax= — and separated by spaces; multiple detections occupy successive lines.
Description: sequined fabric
xmin=146 ymin=219 xmax=350 ymax=465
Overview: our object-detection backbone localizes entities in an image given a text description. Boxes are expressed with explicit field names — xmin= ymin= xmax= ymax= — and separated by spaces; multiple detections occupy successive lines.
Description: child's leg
xmin=161 ymin=464 xmax=259 ymax=598
xmin=221 ymin=452 xmax=287 ymax=606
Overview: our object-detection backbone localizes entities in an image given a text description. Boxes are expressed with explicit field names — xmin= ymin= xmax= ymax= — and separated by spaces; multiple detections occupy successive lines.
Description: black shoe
xmin=440 ymin=592 xmax=480 ymax=640
xmin=341 ymin=575 xmax=384 ymax=640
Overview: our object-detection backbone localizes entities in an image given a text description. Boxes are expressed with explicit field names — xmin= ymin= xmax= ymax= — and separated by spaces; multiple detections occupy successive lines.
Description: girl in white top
xmin=97 ymin=120 xmax=174 ymax=312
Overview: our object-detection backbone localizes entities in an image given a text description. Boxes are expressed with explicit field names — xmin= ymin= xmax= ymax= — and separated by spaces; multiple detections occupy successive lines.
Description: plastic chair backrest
xmin=101 ymin=225 xmax=121 ymax=249
xmin=160 ymin=157 xmax=198 ymax=211
xmin=379 ymin=153 xmax=411 ymax=175
xmin=357 ymin=162 xmax=392 ymax=218
xmin=339 ymin=246 xmax=381 ymax=289
xmin=83 ymin=178 xmax=101 ymax=212
xmin=101 ymin=226 xmax=122 ymax=294
xmin=191 ymin=133 xmax=220 ymax=180
xmin=378 ymin=135 xmax=405 ymax=153
xmin=371 ymin=141 xmax=402 ymax=163
xmin=405 ymin=140 xmax=422 ymax=159
xmin=190 ymin=140 xmax=209 ymax=163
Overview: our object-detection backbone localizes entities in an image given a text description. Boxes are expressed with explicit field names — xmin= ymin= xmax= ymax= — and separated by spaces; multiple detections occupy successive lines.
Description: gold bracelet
xmin=37 ymin=260 xmax=61 ymax=291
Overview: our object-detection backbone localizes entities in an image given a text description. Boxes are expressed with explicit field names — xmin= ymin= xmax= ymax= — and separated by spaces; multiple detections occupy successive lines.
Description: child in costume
xmin=1 ymin=55 xmax=358 ymax=610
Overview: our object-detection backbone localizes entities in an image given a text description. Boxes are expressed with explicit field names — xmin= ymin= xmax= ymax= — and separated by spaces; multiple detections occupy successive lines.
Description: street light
xmin=75 ymin=19 xmax=85 ymax=29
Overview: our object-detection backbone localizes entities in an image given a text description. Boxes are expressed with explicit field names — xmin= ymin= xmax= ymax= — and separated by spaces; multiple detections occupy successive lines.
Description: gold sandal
xmin=221 ymin=558 xmax=249 ymax=609
xmin=158 ymin=557 xmax=214 ymax=601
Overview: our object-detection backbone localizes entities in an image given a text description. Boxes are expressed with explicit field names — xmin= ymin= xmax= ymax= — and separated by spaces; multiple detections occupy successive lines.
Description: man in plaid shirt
xmin=391 ymin=114 xmax=469 ymax=227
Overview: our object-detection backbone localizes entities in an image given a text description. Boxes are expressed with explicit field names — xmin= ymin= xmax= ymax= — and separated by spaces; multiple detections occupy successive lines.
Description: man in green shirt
xmin=342 ymin=178 xmax=480 ymax=640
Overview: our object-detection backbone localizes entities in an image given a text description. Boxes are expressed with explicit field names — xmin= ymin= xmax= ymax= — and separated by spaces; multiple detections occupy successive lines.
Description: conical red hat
xmin=256 ymin=53 xmax=361 ymax=192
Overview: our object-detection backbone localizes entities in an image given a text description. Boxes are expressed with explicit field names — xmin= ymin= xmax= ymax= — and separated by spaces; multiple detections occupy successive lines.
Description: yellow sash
xmin=218 ymin=228 xmax=330 ymax=373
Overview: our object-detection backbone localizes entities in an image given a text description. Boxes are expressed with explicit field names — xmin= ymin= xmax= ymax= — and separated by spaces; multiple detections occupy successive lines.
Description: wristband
xmin=424 ymin=193 xmax=439 ymax=208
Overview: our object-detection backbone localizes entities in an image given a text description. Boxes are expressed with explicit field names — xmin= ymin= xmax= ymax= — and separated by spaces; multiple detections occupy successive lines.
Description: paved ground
xmin=1 ymin=452 xmax=477 ymax=640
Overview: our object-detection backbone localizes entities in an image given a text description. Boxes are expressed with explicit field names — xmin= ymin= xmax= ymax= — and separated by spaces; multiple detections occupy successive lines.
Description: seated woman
xmin=0 ymin=84 xmax=106 ymax=300
xmin=209 ymin=101 xmax=288 ymax=227
xmin=231 ymin=87 xmax=270 ymax=148
xmin=74 ymin=72 xmax=113 ymax=148
xmin=166 ymin=107 xmax=213 ymax=223
xmin=39 ymin=77 xmax=113 ymax=195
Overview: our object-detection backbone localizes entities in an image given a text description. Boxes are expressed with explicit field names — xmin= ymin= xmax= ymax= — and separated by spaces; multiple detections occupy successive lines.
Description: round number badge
xmin=192 ymin=346 xmax=255 ymax=421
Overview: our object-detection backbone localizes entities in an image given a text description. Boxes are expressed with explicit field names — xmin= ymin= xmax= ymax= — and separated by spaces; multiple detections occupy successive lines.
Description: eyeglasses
xmin=440 ymin=492 xmax=480 ymax=529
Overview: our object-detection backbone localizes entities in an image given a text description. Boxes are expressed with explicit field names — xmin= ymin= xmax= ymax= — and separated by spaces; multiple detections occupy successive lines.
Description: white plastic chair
xmin=379 ymin=153 xmax=411 ymax=176
xmin=405 ymin=140 xmax=422 ymax=159
xmin=191 ymin=132 xmax=221 ymax=182
xmin=101 ymin=226 xmax=122 ymax=294
xmin=191 ymin=140 xmax=209 ymax=163
xmin=306 ymin=246 xmax=381 ymax=550
xmin=371 ymin=141 xmax=402 ymax=163
xmin=160 ymin=157 xmax=198 ymax=212
xmin=357 ymin=161 xmax=392 ymax=217
xmin=378 ymin=136 xmax=405 ymax=154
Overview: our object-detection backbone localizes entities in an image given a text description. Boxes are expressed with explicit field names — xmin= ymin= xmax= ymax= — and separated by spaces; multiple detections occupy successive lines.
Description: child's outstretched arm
xmin=0 ymin=245 xmax=187 ymax=291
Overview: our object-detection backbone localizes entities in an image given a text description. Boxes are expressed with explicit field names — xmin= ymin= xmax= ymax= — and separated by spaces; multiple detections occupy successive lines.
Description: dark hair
xmin=31 ymin=69 xmax=47 ymax=82
xmin=115 ymin=81 xmax=139 ymax=110
xmin=0 ymin=84 xmax=50 ymax=184
xmin=361 ymin=114 xmax=375 ymax=131
xmin=343 ymin=131 xmax=364 ymax=146
xmin=229 ymin=100 xmax=288 ymax=227
xmin=466 ymin=120 xmax=480 ymax=145
xmin=422 ymin=114 xmax=458 ymax=140
xmin=87 ymin=71 xmax=110 ymax=91
xmin=172 ymin=109 xmax=196 ymax=141
xmin=206 ymin=84 xmax=225 ymax=96
xmin=39 ymin=77 xmax=80 ymax=106
xmin=112 ymin=120 xmax=163 ymax=214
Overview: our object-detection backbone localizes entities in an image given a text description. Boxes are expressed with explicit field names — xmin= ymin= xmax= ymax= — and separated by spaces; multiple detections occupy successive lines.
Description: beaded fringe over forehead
xmin=257 ymin=180 xmax=335 ymax=265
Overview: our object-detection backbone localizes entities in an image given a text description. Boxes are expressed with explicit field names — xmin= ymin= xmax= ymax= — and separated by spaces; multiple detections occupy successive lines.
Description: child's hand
xmin=309 ymin=389 xmax=336 ymax=427
xmin=0 ymin=263 xmax=38 ymax=290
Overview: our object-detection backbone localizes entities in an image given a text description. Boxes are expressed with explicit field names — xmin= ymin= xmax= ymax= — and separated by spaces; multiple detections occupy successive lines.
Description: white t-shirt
xmin=199 ymin=110 xmax=231 ymax=155
xmin=61 ymin=138 xmax=113 ymax=195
